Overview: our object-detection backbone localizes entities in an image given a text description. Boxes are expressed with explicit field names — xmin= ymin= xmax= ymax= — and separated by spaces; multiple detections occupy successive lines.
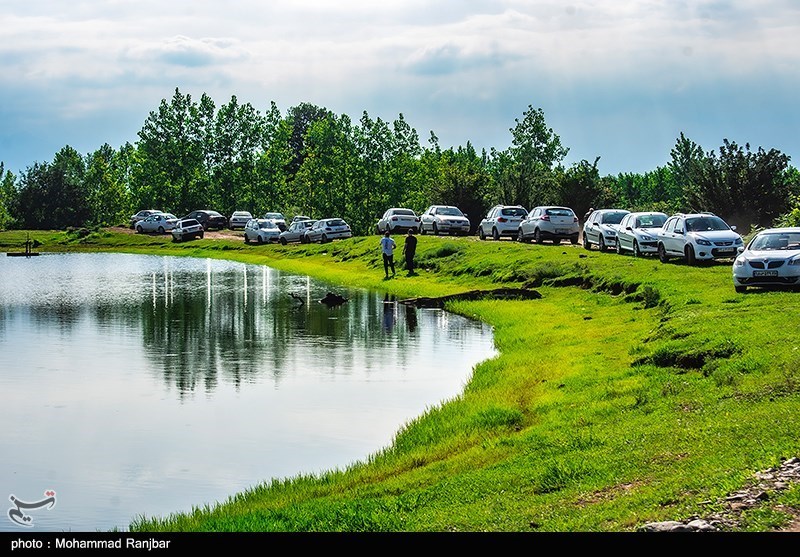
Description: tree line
xmin=1 ymin=88 xmax=798 ymax=235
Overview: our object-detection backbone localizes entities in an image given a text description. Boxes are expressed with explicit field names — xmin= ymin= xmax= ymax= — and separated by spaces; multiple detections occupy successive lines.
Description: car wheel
xmin=582 ymin=233 xmax=590 ymax=250
xmin=570 ymin=235 xmax=579 ymax=245
xmin=257 ymin=236 xmax=263 ymax=244
xmin=616 ymin=240 xmax=623 ymax=254
xmin=172 ymin=236 xmax=180 ymax=243
xmin=598 ymin=236 xmax=606 ymax=252
xmin=658 ymin=243 xmax=669 ymax=263
xmin=534 ymin=229 xmax=543 ymax=244
xmin=492 ymin=228 xmax=500 ymax=241
xmin=244 ymin=235 xmax=250 ymax=244
xmin=735 ymin=285 xmax=747 ymax=293
xmin=685 ymin=245 xmax=697 ymax=266
xmin=321 ymin=234 xmax=329 ymax=243
xmin=136 ymin=225 xmax=143 ymax=234
xmin=479 ymin=227 xmax=486 ymax=240
xmin=633 ymin=240 xmax=641 ymax=258
xmin=157 ymin=226 xmax=165 ymax=234
xmin=420 ymin=225 xmax=427 ymax=235
xmin=517 ymin=229 xmax=526 ymax=243
xmin=280 ymin=237 xmax=287 ymax=245
xmin=432 ymin=223 xmax=439 ymax=235
xmin=199 ymin=232 xmax=204 ymax=239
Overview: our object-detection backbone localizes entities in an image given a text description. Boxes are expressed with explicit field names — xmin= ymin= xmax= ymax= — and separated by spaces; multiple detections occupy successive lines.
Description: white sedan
xmin=615 ymin=211 xmax=668 ymax=256
xmin=376 ymin=208 xmax=421 ymax=234
xmin=279 ymin=219 xmax=316 ymax=245
xmin=135 ymin=213 xmax=178 ymax=234
xmin=243 ymin=219 xmax=281 ymax=244
xmin=229 ymin=211 xmax=253 ymax=230
xmin=303 ymin=218 xmax=352 ymax=243
xmin=733 ymin=227 xmax=800 ymax=292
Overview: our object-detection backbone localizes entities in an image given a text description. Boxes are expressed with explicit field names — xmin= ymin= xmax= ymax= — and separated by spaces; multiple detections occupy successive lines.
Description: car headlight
xmin=639 ymin=234 xmax=654 ymax=241
xmin=735 ymin=237 xmax=743 ymax=245
xmin=734 ymin=257 xmax=746 ymax=267
xmin=695 ymin=238 xmax=712 ymax=246
xmin=788 ymin=256 xmax=800 ymax=266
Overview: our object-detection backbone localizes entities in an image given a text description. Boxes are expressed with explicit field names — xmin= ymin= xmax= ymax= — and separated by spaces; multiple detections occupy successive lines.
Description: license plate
xmin=717 ymin=248 xmax=735 ymax=253
xmin=753 ymin=270 xmax=778 ymax=277
xmin=555 ymin=229 xmax=568 ymax=234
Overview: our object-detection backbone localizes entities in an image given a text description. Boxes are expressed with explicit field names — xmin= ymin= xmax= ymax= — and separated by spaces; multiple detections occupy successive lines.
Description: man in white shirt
xmin=380 ymin=231 xmax=397 ymax=278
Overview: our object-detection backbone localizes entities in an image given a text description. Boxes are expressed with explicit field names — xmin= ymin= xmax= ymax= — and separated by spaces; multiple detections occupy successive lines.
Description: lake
xmin=0 ymin=252 xmax=495 ymax=532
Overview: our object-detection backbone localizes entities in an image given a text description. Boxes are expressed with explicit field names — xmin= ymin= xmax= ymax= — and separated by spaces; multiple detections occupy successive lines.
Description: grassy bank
xmin=2 ymin=227 xmax=799 ymax=532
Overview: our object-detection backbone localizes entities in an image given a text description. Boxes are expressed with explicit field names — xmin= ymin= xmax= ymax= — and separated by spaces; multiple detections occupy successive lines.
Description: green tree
xmin=135 ymin=88 xmax=207 ymax=216
xmin=0 ymin=163 xmax=17 ymax=229
xmin=85 ymin=143 xmax=132 ymax=226
xmin=489 ymin=105 xmax=569 ymax=210
xmin=16 ymin=146 xmax=89 ymax=229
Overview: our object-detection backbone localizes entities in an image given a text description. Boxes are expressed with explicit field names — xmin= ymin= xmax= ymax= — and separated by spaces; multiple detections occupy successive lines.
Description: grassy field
xmin=2 ymin=227 xmax=799 ymax=532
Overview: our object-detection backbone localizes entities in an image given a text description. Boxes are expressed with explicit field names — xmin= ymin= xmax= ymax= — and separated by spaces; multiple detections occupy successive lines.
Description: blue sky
xmin=1 ymin=1 xmax=798 ymax=177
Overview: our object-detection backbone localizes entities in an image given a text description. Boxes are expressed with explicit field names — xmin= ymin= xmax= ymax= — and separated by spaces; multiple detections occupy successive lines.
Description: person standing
xmin=403 ymin=228 xmax=418 ymax=275
xmin=380 ymin=230 xmax=396 ymax=278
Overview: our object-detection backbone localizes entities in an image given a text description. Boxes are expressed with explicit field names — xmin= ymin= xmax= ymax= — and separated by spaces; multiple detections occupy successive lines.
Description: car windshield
xmin=208 ymin=211 xmax=223 ymax=217
xmin=391 ymin=209 xmax=415 ymax=216
xmin=437 ymin=207 xmax=463 ymax=216
xmin=259 ymin=221 xmax=278 ymax=229
xmin=545 ymin=208 xmax=574 ymax=217
xmin=265 ymin=213 xmax=284 ymax=219
xmin=635 ymin=214 xmax=666 ymax=228
xmin=501 ymin=208 xmax=527 ymax=217
xmin=685 ymin=216 xmax=729 ymax=232
xmin=750 ymin=233 xmax=800 ymax=251
xmin=601 ymin=212 xmax=628 ymax=224
xmin=326 ymin=219 xmax=346 ymax=226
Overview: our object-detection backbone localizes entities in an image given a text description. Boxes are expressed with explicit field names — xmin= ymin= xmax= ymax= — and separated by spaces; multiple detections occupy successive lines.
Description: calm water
xmin=0 ymin=253 xmax=495 ymax=532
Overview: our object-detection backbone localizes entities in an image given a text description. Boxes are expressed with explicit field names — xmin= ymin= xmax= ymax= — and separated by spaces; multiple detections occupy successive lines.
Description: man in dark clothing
xmin=403 ymin=229 xmax=418 ymax=275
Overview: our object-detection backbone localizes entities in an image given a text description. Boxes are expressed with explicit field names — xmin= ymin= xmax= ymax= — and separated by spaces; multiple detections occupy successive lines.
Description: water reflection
xmin=0 ymin=253 xmax=495 ymax=532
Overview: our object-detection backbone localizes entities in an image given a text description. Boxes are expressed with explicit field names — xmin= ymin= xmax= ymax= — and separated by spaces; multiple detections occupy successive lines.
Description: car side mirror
xmin=731 ymin=225 xmax=737 ymax=231
xmin=626 ymin=226 xmax=632 ymax=231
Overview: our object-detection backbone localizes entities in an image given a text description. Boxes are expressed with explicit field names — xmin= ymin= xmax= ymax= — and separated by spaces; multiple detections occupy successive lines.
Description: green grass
xmin=2 ymin=228 xmax=799 ymax=532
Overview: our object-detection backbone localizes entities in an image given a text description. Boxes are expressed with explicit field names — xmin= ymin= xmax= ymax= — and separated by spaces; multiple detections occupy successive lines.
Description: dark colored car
xmin=182 ymin=210 xmax=228 ymax=231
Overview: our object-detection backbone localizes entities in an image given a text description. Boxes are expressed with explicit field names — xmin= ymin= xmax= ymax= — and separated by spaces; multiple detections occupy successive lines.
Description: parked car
xmin=171 ymin=218 xmax=204 ymax=242
xmin=243 ymin=218 xmax=281 ymax=244
xmin=657 ymin=212 xmax=744 ymax=265
xmin=135 ymin=213 xmax=178 ymax=234
xmin=733 ymin=227 xmax=800 ymax=292
xmin=420 ymin=205 xmax=471 ymax=236
xmin=615 ymin=211 xmax=668 ymax=257
xmin=478 ymin=205 xmax=528 ymax=241
xmin=229 ymin=211 xmax=253 ymax=230
xmin=376 ymin=208 xmax=421 ymax=234
xmin=303 ymin=218 xmax=352 ymax=243
xmin=182 ymin=210 xmax=227 ymax=231
xmin=518 ymin=206 xmax=580 ymax=245
xmin=582 ymin=209 xmax=630 ymax=251
xmin=263 ymin=212 xmax=287 ymax=231
xmin=279 ymin=219 xmax=317 ymax=245
xmin=129 ymin=209 xmax=163 ymax=229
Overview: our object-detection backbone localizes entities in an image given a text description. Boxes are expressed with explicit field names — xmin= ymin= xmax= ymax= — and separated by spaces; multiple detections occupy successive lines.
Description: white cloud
xmin=0 ymin=1 xmax=799 ymax=175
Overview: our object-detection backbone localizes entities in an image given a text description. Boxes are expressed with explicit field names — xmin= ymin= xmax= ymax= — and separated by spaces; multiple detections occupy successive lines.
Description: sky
xmin=1 ymin=0 xmax=799 ymax=178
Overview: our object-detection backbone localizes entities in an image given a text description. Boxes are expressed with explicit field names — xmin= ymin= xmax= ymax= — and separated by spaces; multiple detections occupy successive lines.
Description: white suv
xmin=657 ymin=212 xmax=744 ymax=265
